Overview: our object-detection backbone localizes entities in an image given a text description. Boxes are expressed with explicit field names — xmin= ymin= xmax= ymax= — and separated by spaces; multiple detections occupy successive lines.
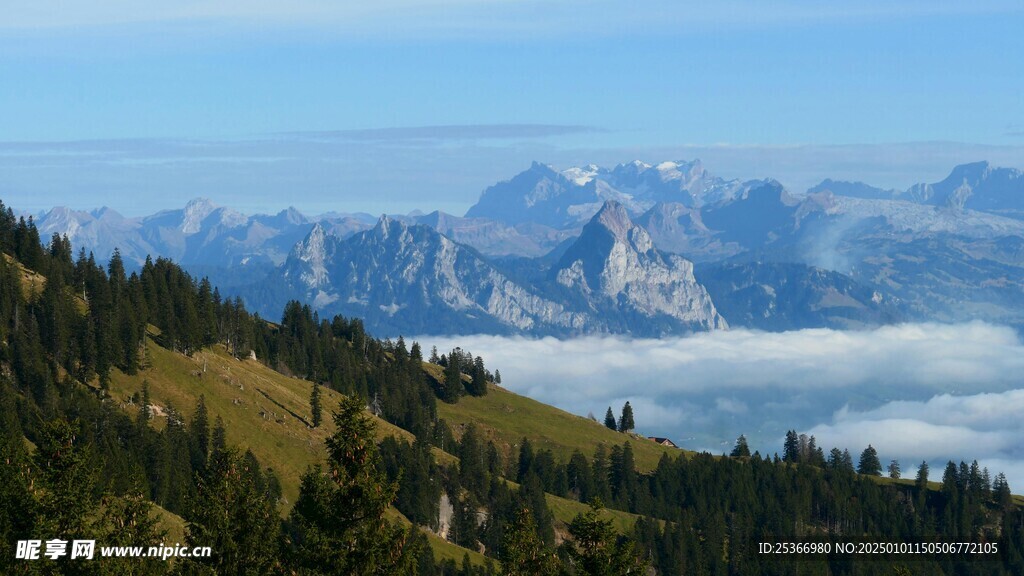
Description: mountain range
xmin=27 ymin=159 xmax=1024 ymax=335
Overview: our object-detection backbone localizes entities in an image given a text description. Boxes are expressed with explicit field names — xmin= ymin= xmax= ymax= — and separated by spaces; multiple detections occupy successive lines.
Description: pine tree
xmin=138 ymin=380 xmax=152 ymax=426
xmin=183 ymin=447 xmax=279 ymax=575
xmin=564 ymin=501 xmax=647 ymax=576
xmin=285 ymin=395 xmax=420 ymax=575
xmin=311 ymin=382 xmax=322 ymax=428
xmin=190 ymin=395 xmax=211 ymax=473
xmin=993 ymin=473 xmax=1013 ymax=510
xmin=783 ymin=430 xmax=800 ymax=463
xmin=604 ymin=407 xmax=617 ymax=431
xmin=442 ymin=351 xmax=463 ymax=403
xmin=857 ymin=445 xmax=882 ymax=476
xmin=888 ymin=459 xmax=901 ymax=479
xmin=730 ymin=435 xmax=751 ymax=458
xmin=500 ymin=507 xmax=561 ymax=576
xmin=618 ymin=402 xmax=635 ymax=433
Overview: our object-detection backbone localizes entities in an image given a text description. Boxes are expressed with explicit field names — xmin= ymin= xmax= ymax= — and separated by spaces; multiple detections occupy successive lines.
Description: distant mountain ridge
xmin=810 ymin=161 xmax=1024 ymax=216
xmin=265 ymin=204 xmax=725 ymax=336
xmin=465 ymin=159 xmax=745 ymax=228
xmin=28 ymin=159 xmax=1024 ymax=334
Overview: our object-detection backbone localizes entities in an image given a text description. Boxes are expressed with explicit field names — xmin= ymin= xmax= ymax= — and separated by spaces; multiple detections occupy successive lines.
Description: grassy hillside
xmin=427 ymin=364 xmax=683 ymax=472
xmin=106 ymin=335 xmax=488 ymax=566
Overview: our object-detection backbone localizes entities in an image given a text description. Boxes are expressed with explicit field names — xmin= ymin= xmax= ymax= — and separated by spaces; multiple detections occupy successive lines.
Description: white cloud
xmin=421 ymin=322 xmax=1024 ymax=488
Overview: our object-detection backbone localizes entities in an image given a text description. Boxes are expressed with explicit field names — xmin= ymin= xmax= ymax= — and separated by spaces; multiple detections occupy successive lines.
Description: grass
xmin=152 ymin=505 xmax=187 ymax=545
xmin=107 ymin=336 xmax=418 ymax=508
xmin=429 ymin=367 xmax=684 ymax=473
xmin=106 ymin=335 xmax=485 ymax=565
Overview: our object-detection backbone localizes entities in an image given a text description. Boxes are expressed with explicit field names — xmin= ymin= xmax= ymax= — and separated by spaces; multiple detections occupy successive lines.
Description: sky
xmin=424 ymin=322 xmax=1024 ymax=489
xmin=4 ymin=0 xmax=1024 ymax=490
xmin=1 ymin=1 xmax=1023 ymax=215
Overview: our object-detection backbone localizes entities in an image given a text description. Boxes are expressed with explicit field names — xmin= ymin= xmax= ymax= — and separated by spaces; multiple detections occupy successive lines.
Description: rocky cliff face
xmin=273 ymin=206 xmax=726 ymax=336
xmin=279 ymin=216 xmax=588 ymax=335
xmin=552 ymin=201 xmax=727 ymax=333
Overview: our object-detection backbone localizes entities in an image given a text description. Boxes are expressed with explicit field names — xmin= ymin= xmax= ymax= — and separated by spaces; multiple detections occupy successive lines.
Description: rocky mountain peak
xmin=553 ymin=201 xmax=726 ymax=332
xmin=182 ymin=198 xmax=217 ymax=234
xmin=592 ymin=200 xmax=634 ymax=241
xmin=289 ymin=222 xmax=332 ymax=289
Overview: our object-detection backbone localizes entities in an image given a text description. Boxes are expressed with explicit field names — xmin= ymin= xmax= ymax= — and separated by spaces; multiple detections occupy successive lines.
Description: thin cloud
xmin=272 ymin=124 xmax=602 ymax=142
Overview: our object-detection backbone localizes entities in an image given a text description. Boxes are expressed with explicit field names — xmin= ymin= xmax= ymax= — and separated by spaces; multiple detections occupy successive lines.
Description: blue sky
xmin=1 ymin=1 xmax=1023 ymax=215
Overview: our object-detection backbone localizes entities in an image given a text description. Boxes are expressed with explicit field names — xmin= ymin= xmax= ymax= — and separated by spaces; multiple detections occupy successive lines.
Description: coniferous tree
xmin=563 ymin=501 xmax=647 ymax=576
xmin=311 ymin=382 xmax=323 ymax=428
xmin=285 ymin=395 xmax=420 ymax=575
xmin=138 ymin=380 xmax=153 ymax=426
xmin=184 ymin=447 xmax=280 ymax=575
xmin=730 ymin=435 xmax=751 ymax=458
xmin=32 ymin=418 xmax=98 ymax=538
xmin=566 ymin=450 xmax=594 ymax=503
xmin=993 ymin=473 xmax=1013 ymax=510
xmin=857 ymin=445 xmax=882 ymax=476
xmin=500 ymin=507 xmax=560 ymax=576
xmin=783 ymin=430 xmax=801 ymax=463
xmin=190 ymin=395 xmax=211 ymax=473
xmin=442 ymin=350 xmax=463 ymax=403
xmin=888 ymin=459 xmax=901 ymax=479
xmin=604 ymin=407 xmax=617 ymax=431
xmin=916 ymin=461 xmax=930 ymax=489
xmin=618 ymin=402 xmax=635 ymax=433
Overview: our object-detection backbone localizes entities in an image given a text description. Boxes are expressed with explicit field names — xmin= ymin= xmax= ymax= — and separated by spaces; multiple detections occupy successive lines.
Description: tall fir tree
xmin=618 ymin=402 xmax=635 ymax=433
xmin=285 ymin=395 xmax=420 ymax=575
xmin=857 ymin=445 xmax=882 ymax=476
xmin=500 ymin=507 xmax=560 ymax=576
xmin=311 ymin=382 xmax=323 ymax=428
xmin=563 ymin=501 xmax=647 ymax=576
xmin=730 ymin=435 xmax=751 ymax=458
xmin=604 ymin=407 xmax=617 ymax=431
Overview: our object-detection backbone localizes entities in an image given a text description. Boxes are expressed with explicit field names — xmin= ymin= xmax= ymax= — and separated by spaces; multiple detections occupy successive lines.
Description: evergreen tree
xmin=618 ymin=402 xmax=634 ymax=433
xmin=184 ymin=448 xmax=280 ymax=575
xmin=604 ymin=407 xmax=617 ymax=431
xmin=858 ymin=445 xmax=882 ymax=476
xmin=563 ymin=501 xmax=647 ymax=576
xmin=138 ymin=380 xmax=153 ymax=426
xmin=783 ymin=430 xmax=800 ymax=463
xmin=500 ymin=507 xmax=560 ymax=576
xmin=311 ymin=382 xmax=323 ymax=428
xmin=33 ymin=418 xmax=98 ymax=538
xmin=730 ymin=435 xmax=751 ymax=458
xmin=993 ymin=473 xmax=1013 ymax=510
xmin=285 ymin=395 xmax=420 ymax=575
xmin=467 ymin=356 xmax=488 ymax=396
xmin=888 ymin=459 xmax=901 ymax=479
xmin=190 ymin=395 xmax=211 ymax=473
xmin=442 ymin=351 xmax=463 ymax=403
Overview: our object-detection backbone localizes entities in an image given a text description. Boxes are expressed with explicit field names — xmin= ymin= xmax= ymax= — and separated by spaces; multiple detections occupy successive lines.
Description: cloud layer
xmin=421 ymin=322 xmax=1024 ymax=488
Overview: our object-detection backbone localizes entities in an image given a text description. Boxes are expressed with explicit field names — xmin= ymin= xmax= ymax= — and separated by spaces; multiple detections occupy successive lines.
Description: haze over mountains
xmin=29 ymin=159 xmax=1024 ymax=335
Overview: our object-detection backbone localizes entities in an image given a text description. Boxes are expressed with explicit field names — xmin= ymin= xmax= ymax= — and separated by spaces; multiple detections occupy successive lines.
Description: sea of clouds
xmin=422 ymin=322 xmax=1024 ymax=488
